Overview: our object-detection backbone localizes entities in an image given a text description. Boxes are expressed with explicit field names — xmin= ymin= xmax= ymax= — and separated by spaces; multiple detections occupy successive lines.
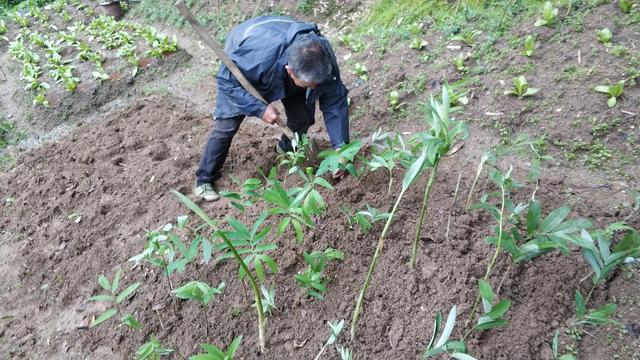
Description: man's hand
xmin=261 ymin=104 xmax=280 ymax=125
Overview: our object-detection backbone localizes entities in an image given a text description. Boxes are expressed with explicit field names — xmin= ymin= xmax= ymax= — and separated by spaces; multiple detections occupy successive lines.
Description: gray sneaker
xmin=194 ymin=182 xmax=220 ymax=202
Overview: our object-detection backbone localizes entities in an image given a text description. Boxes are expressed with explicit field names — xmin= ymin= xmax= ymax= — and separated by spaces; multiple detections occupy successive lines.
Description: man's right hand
xmin=261 ymin=104 xmax=280 ymax=125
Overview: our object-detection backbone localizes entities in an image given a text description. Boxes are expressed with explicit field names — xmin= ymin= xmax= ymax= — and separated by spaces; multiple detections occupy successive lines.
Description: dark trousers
xmin=196 ymin=91 xmax=315 ymax=185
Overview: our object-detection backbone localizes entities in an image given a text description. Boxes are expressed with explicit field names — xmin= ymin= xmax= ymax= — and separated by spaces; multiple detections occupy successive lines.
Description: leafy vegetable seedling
xmin=423 ymin=306 xmax=475 ymax=359
xmin=573 ymin=290 xmax=618 ymax=327
xmin=451 ymin=54 xmax=468 ymax=74
xmin=191 ymin=336 xmax=243 ymax=360
xmin=534 ymin=1 xmax=558 ymax=27
xmin=353 ymin=63 xmax=368 ymax=81
xmin=450 ymin=29 xmax=482 ymax=47
xmin=88 ymin=267 xmax=141 ymax=328
xmin=594 ymin=80 xmax=624 ymax=107
xmin=317 ymin=140 xmax=363 ymax=178
xmin=347 ymin=204 xmax=390 ymax=234
xmin=136 ymin=335 xmax=174 ymax=360
xmin=522 ymin=35 xmax=536 ymax=57
xmin=504 ymin=76 xmax=539 ymax=98
xmin=596 ymin=28 xmax=612 ymax=44
xmin=410 ymin=38 xmax=428 ymax=50
xmin=475 ymin=280 xmax=511 ymax=330
xmin=619 ymin=0 xmax=637 ymax=13
xmin=579 ymin=223 xmax=640 ymax=284
xmin=295 ymin=248 xmax=344 ymax=300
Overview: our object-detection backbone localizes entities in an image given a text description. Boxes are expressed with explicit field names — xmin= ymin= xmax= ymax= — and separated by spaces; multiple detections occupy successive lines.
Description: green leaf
xmin=475 ymin=318 xmax=507 ymax=330
xmin=202 ymin=238 xmax=213 ymax=264
xmin=539 ymin=207 xmax=570 ymax=232
xmin=426 ymin=312 xmax=441 ymax=350
xmin=485 ymin=299 xmax=510 ymax=319
xmin=435 ymin=305 xmax=457 ymax=348
xmin=227 ymin=335 xmax=243 ymax=358
xmin=90 ymin=308 xmax=117 ymax=328
xmin=527 ymin=200 xmax=541 ymax=235
xmin=402 ymin=149 xmax=429 ymax=192
xmin=116 ymin=282 xmax=141 ymax=303
xmin=575 ymin=289 xmax=586 ymax=317
xmin=607 ymin=96 xmax=617 ymax=107
xmin=293 ymin=219 xmax=304 ymax=243
xmin=451 ymin=353 xmax=476 ymax=360
xmin=88 ymin=294 xmax=114 ymax=302
xmin=112 ymin=268 xmax=123 ymax=293
xmin=552 ymin=330 xmax=559 ymax=357
xmin=478 ymin=279 xmax=494 ymax=303
xmin=121 ymin=314 xmax=141 ymax=329
xmin=98 ymin=275 xmax=111 ymax=291
xmin=558 ymin=355 xmax=577 ymax=360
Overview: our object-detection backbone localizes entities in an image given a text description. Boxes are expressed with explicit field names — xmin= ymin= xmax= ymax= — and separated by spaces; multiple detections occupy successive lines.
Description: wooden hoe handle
xmin=175 ymin=0 xmax=295 ymax=139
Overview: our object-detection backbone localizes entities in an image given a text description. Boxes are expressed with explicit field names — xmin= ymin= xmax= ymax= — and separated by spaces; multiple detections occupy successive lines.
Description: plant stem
xmin=446 ymin=171 xmax=463 ymax=240
xmin=387 ymin=168 xmax=393 ymax=194
xmin=465 ymin=182 xmax=506 ymax=336
xmin=410 ymin=163 xmax=439 ymax=268
xmin=351 ymin=190 xmax=405 ymax=340
xmin=498 ymin=0 xmax=515 ymax=29
xmin=314 ymin=343 xmax=329 ymax=360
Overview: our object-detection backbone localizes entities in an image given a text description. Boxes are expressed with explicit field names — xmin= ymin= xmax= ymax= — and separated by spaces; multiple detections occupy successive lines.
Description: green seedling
xmin=295 ymin=248 xmax=344 ymax=300
xmin=353 ymin=63 xmax=368 ymax=81
xmin=77 ymin=42 xmax=104 ymax=65
xmin=552 ymin=331 xmax=577 ymax=360
xmin=451 ymin=54 xmax=468 ymax=73
xmin=52 ymin=0 xmax=67 ymax=12
xmin=146 ymin=33 xmax=178 ymax=58
xmin=573 ymin=290 xmax=618 ymax=326
xmin=263 ymin=180 xmax=313 ymax=243
xmin=136 ymin=335 xmax=174 ymax=359
xmin=423 ymin=306 xmax=475 ymax=359
xmin=338 ymin=34 xmax=365 ymax=52
xmin=504 ymin=76 xmax=539 ymax=98
xmin=93 ymin=68 xmax=110 ymax=82
xmin=475 ymin=279 xmax=511 ymax=330
xmin=252 ymin=285 xmax=277 ymax=317
xmin=11 ymin=13 xmax=30 ymax=28
xmin=216 ymin=213 xmax=277 ymax=284
xmin=314 ymin=320 xmax=345 ymax=360
xmin=33 ymin=89 xmax=49 ymax=107
xmin=337 ymin=346 xmax=353 ymax=360
xmin=438 ymin=82 xmax=469 ymax=111
xmin=596 ymin=28 xmax=612 ymax=44
xmin=317 ymin=140 xmax=363 ymax=177
xmin=450 ymin=29 xmax=482 ymax=47
xmin=388 ymin=90 xmax=405 ymax=112
xmin=172 ymin=190 xmax=269 ymax=352
xmin=173 ymin=280 xmax=225 ymax=336
xmin=410 ymin=38 xmax=428 ymax=50
xmin=594 ymin=80 xmax=624 ymax=107
xmin=534 ymin=1 xmax=559 ymax=27
xmin=191 ymin=336 xmax=243 ymax=360
xmin=277 ymin=133 xmax=309 ymax=174
xmin=410 ymin=84 xmax=468 ymax=268
xmin=365 ymin=133 xmax=412 ymax=193
xmin=580 ymin=223 xmax=640 ymax=284
xmin=220 ymin=177 xmax=264 ymax=212
xmin=522 ymin=35 xmax=536 ymax=57
xmin=619 ymin=0 xmax=637 ymax=13
xmin=87 ymin=267 xmax=141 ymax=328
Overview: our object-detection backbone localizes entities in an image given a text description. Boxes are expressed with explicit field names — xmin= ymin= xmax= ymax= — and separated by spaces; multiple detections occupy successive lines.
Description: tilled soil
xmin=1 ymin=95 xmax=638 ymax=359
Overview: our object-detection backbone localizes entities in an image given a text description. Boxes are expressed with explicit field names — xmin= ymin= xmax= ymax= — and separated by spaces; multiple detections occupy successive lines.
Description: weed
xmin=504 ymin=76 xmax=539 ymax=98
xmin=295 ymin=248 xmax=344 ymax=300
xmin=87 ymin=267 xmax=141 ymax=328
xmin=596 ymin=28 xmax=613 ymax=44
xmin=535 ymin=1 xmax=559 ymax=27
xmin=594 ymin=80 xmax=625 ymax=107
xmin=192 ymin=336 xmax=242 ymax=360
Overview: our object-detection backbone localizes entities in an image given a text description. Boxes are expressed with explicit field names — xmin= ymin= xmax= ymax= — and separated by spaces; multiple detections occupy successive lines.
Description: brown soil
xmin=1 ymin=1 xmax=639 ymax=360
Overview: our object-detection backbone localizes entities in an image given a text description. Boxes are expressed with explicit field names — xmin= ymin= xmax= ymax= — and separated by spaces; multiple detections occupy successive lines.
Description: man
xmin=194 ymin=15 xmax=350 ymax=201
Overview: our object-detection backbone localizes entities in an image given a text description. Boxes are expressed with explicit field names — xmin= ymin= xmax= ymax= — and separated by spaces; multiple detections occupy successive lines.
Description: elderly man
xmin=194 ymin=15 xmax=350 ymax=201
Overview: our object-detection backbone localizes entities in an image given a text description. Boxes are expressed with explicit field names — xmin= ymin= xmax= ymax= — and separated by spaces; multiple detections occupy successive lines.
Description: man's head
xmin=286 ymin=38 xmax=333 ymax=89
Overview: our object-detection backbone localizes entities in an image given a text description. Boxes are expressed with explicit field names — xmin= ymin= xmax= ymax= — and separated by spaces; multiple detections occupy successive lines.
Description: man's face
xmin=285 ymin=65 xmax=318 ymax=89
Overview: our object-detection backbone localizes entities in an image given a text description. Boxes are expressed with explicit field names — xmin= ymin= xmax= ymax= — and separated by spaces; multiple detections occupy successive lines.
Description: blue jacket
xmin=214 ymin=16 xmax=349 ymax=147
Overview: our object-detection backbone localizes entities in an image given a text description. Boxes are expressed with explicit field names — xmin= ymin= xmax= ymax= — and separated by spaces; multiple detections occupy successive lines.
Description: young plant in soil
xmin=534 ymin=1 xmax=559 ymax=27
xmin=317 ymin=140 xmax=363 ymax=178
xmin=594 ymin=80 xmax=624 ymax=107
xmin=345 ymin=204 xmax=390 ymax=234
xmin=423 ymin=306 xmax=475 ymax=359
xmin=191 ymin=336 xmax=243 ymax=360
xmin=295 ymin=248 xmax=344 ymax=300
xmin=172 ymin=190 xmax=269 ymax=352
xmin=220 ymin=177 xmax=264 ymax=212
xmin=315 ymin=320 xmax=348 ymax=360
xmin=87 ymin=267 xmax=141 ymax=328
xmin=410 ymin=84 xmax=468 ymax=268
xmin=172 ymin=280 xmax=225 ymax=336
xmin=619 ymin=0 xmax=637 ymax=13
xmin=596 ymin=28 xmax=613 ymax=45
xmin=450 ymin=29 xmax=482 ymax=47
xmin=364 ymin=133 xmax=412 ymax=193
xmin=136 ymin=335 xmax=174 ymax=359
xmin=451 ymin=54 xmax=469 ymax=74
xmin=473 ymin=280 xmax=511 ymax=331
xmin=522 ymin=35 xmax=536 ymax=57
xmin=504 ymin=76 xmax=539 ymax=98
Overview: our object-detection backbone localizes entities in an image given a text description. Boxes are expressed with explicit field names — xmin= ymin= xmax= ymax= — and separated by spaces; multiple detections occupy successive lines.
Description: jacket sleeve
xmin=319 ymin=77 xmax=349 ymax=148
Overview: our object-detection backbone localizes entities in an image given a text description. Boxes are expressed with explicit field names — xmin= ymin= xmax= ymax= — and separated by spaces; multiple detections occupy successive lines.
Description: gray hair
xmin=287 ymin=38 xmax=333 ymax=84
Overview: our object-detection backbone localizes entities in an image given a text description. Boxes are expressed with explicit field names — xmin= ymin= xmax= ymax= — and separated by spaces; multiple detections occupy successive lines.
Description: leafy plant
xmin=451 ymin=54 xmax=468 ymax=73
xmin=409 ymin=38 xmax=428 ymax=50
xmin=474 ymin=280 xmax=511 ymax=330
xmin=410 ymin=84 xmax=468 ymax=268
xmin=87 ymin=267 xmax=141 ymax=328
xmin=522 ymin=35 xmax=536 ymax=57
xmin=172 ymin=191 xmax=269 ymax=352
xmin=191 ymin=336 xmax=243 ymax=360
xmin=450 ymin=29 xmax=481 ymax=47
xmin=216 ymin=213 xmax=277 ymax=284
xmin=10 ymin=13 xmax=30 ymax=28
xmin=314 ymin=320 xmax=346 ymax=360
xmin=317 ymin=140 xmax=363 ymax=177
xmin=295 ymin=248 xmax=344 ymax=300
xmin=423 ymin=306 xmax=475 ymax=359
xmin=573 ymin=290 xmax=618 ymax=326
xmin=338 ymin=34 xmax=365 ymax=52
xmin=619 ymin=0 xmax=637 ymax=13
xmin=252 ymin=285 xmax=277 ymax=317
xmin=353 ymin=63 xmax=368 ymax=81
xmin=504 ymin=76 xmax=539 ymax=98
xmin=594 ymin=80 xmax=625 ymax=107
xmin=347 ymin=204 xmax=390 ymax=234
xmin=552 ymin=331 xmax=577 ymax=360
xmin=596 ymin=28 xmax=612 ymax=44
xmin=136 ymin=335 xmax=174 ymax=359
xmin=220 ymin=177 xmax=264 ymax=212
xmin=580 ymin=223 xmax=640 ymax=284
xmin=534 ymin=1 xmax=559 ymax=27
xmin=388 ymin=90 xmax=404 ymax=112
xmin=173 ymin=281 xmax=225 ymax=306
